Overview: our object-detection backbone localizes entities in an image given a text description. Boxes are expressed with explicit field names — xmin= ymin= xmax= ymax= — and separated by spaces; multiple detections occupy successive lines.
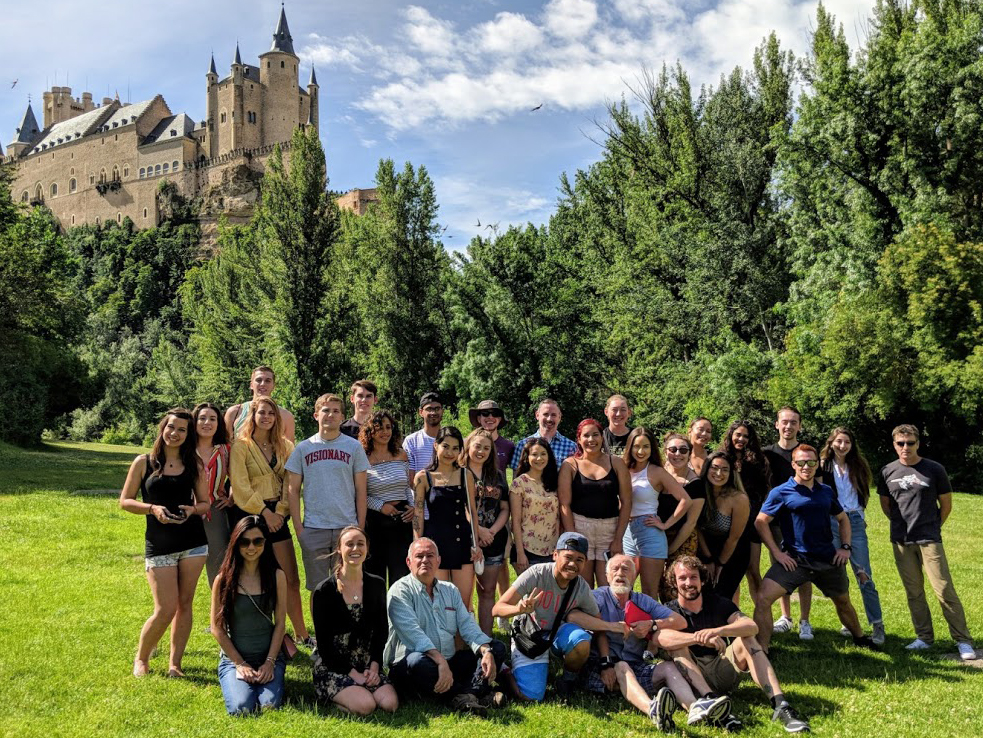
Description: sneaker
xmin=687 ymin=695 xmax=732 ymax=726
xmin=871 ymin=622 xmax=886 ymax=646
xmin=478 ymin=691 xmax=508 ymax=709
xmin=450 ymin=693 xmax=488 ymax=716
xmin=957 ymin=642 xmax=978 ymax=661
xmin=649 ymin=687 xmax=678 ymax=732
xmin=300 ymin=636 xmax=317 ymax=651
xmin=905 ymin=638 xmax=931 ymax=650
xmin=717 ymin=712 xmax=744 ymax=732
xmin=554 ymin=676 xmax=577 ymax=701
xmin=839 ymin=626 xmax=851 ymax=637
xmin=773 ymin=615 xmax=794 ymax=634
xmin=643 ymin=650 xmax=656 ymax=662
xmin=798 ymin=621 xmax=814 ymax=641
xmin=496 ymin=616 xmax=509 ymax=631
xmin=772 ymin=702 xmax=810 ymax=733
xmin=852 ymin=635 xmax=880 ymax=651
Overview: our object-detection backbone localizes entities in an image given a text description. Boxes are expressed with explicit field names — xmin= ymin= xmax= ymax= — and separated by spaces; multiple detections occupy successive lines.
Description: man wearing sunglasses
xmin=468 ymin=400 xmax=515 ymax=473
xmin=877 ymin=425 xmax=975 ymax=660
xmin=751 ymin=445 xmax=875 ymax=653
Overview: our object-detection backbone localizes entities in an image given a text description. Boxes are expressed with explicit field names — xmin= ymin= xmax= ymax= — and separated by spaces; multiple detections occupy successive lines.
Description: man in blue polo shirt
xmin=752 ymin=444 xmax=876 ymax=653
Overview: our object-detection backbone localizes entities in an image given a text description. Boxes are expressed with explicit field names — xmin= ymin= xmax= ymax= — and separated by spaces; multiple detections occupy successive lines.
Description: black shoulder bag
xmin=511 ymin=578 xmax=579 ymax=659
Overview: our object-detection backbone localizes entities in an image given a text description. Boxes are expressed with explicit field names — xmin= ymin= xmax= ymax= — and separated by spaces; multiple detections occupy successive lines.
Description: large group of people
xmin=119 ymin=367 xmax=978 ymax=730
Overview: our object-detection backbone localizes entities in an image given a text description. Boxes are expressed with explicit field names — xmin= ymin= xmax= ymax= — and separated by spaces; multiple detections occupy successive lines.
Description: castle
xmin=1 ymin=7 xmax=329 ymax=230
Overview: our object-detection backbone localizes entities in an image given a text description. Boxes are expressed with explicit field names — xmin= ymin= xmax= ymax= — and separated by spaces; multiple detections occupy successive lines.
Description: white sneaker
xmin=496 ymin=617 xmax=509 ymax=631
xmin=905 ymin=638 xmax=931 ymax=650
xmin=839 ymin=625 xmax=851 ymax=637
xmin=798 ymin=620 xmax=814 ymax=640
xmin=773 ymin=615 xmax=794 ymax=634
xmin=957 ymin=642 xmax=977 ymax=661
xmin=871 ymin=622 xmax=886 ymax=645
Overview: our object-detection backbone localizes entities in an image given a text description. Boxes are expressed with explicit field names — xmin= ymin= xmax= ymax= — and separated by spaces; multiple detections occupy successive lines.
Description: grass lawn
xmin=1 ymin=440 xmax=981 ymax=738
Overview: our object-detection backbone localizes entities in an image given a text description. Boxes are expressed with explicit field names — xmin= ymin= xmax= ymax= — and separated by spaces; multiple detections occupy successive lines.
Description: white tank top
xmin=630 ymin=465 xmax=659 ymax=516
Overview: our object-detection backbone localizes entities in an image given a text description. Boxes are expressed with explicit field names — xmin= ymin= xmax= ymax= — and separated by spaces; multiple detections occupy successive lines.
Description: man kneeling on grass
xmin=493 ymin=532 xmax=624 ymax=701
xmin=662 ymin=556 xmax=810 ymax=733
xmin=581 ymin=553 xmax=731 ymax=731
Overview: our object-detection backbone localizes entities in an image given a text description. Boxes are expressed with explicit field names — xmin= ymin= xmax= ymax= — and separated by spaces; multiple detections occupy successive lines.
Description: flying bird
xmin=475 ymin=219 xmax=481 ymax=227
xmin=11 ymin=79 xmax=17 ymax=89
xmin=531 ymin=103 xmax=543 ymax=111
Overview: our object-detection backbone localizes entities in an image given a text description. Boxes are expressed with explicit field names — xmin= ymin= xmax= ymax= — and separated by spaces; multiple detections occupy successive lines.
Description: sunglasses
xmin=238 ymin=536 xmax=266 ymax=548
xmin=894 ymin=440 xmax=917 ymax=447
xmin=793 ymin=460 xmax=819 ymax=468
xmin=477 ymin=410 xmax=502 ymax=418
xmin=666 ymin=446 xmax=690 ymax=454
xmin=709 ymin=465 xmax=730 ymax=473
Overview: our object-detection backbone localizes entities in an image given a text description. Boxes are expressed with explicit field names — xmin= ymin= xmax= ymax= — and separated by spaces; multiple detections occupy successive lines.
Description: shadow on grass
xmin=0 ymin=440 xmax=140 ymax=495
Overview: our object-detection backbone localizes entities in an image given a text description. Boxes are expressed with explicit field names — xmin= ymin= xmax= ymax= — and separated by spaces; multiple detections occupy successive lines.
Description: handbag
xmin=510 ymin=576 xmax=578 ymax=659
xmin=243 ymin=591 xmax=296 ymax=661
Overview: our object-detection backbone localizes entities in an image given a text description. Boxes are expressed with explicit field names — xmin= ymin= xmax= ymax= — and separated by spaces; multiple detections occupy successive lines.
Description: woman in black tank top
xmin=558 ymin=418 xmax=632 ymax=587
xmin=120 ymin=408 xmax=209 ymax=677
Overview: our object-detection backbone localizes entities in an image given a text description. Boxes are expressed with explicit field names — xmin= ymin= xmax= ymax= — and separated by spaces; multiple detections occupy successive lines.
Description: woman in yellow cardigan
xmin=229 ymin=397 xmax=312 ymax=647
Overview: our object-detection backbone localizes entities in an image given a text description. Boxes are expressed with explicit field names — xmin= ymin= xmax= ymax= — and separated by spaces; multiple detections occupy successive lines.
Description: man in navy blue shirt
xmin=752 ymin=444 xmax=876 ymax=652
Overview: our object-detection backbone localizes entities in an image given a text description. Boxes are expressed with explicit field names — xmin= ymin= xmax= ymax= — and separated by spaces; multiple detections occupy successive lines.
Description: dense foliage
xmin=3 ymin=1 xmax=983 ymax=482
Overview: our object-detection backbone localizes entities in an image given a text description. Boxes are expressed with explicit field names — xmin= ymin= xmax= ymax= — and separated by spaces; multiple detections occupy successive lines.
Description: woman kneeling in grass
xmin=210 ymin=516 xmax=288 ymax=715
xmin=119 ymin=408 xmax=209 ymax=677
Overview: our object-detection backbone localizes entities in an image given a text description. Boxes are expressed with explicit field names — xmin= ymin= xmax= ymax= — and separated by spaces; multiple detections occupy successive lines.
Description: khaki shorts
xmin=298 ymin=527 xmax=343 ymax=590
xmin=573 ymin=514 xmax=618 ymax=561
xmin=692 ymin=641 xmax=746 ymax=694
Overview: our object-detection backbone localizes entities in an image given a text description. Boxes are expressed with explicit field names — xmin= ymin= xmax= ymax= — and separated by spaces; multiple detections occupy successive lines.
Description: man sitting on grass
xmin=662 ymin=556 xmax=810 ymax=733
xmin=582 ymin=553 xmax=731 ymax=731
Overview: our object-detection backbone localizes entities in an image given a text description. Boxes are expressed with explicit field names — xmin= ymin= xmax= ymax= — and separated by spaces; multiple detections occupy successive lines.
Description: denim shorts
xmin=511 ymin=622 xmax=591 ymax=701
xmin=145 ymin=544 xmax=208 ymax=570
xmin=483 ymin=553 xmax=505 ymax=567
xmin=623 ymin=516 xmax=668 ymax=559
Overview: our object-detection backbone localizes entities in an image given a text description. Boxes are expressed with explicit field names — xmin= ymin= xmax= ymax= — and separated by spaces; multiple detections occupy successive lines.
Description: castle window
xmin=72 ymin=215 xmax=76 ymax=225
xmin=172 ymin=160 xmax=179 ymax=171
xmin=155 ymin=164 xmax=161 ymax=176
xmin=89 ymin=174 xmax=95 ymax=184
xmin=112 ymin=166 xmax=120 ymax=182
xmin=170 ymin=130 xmax=176 ymax=137
xmin=117 ymin=213 xmax=122 ymax=223
xmin=143 ymin=208 xmax=148 ymax=219
xmin=220 ymin=111 xmax=227 ymax=124
xmin=69 ymin=178 xmax=77 ymax=193
xmin=50 ymin=183 xmax=58 ymax=197
xmin=123 ymin=166 xmax=129 ymax=178
xmin=163 ymin=163 xmax=169 ymax=173
xmin=35 ymin=185 xmax=43 ymax=202
xmin=99 ymin=169 xmax=107 ymax=184
xmin=139 ymin=168 xmax=145 ymax=178
xmin=95 ymin=217 xmax=100 ymax=225
xmin=267 ymin=62 xmax=270 ymax=68
xmin=21 ymin=191 xmax=28 ymax=202
xmin=70 ymin=167 xmax=75 ymax=175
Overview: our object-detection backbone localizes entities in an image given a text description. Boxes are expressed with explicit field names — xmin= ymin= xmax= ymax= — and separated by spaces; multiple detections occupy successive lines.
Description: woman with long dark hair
xmin=695 ymin=451 xmax=751 ymax=602
xmin=360 ymin=410 xmax=414 ymax=586
xmin=311 ymin=526 xmax=398 ymax=715
xmin=412 ymin=426 xmax=482 ymax=608
xmin=820 ymin=427 xmax=885 ymax=644
xmin=687 ymin=418 xmax=714 ymax=476
xmin=194 ymin=402 xmax=232 ymax=586
xmin=210 ymin=515 xmax=287 ymax=715
xmin=558 ymin=418 xmax=632 ymax=587
xmin=620 ymin=427 xmax=690 ymax=597
xmin=719 ymin=420 xmax=771 ymax=602
xmin=229 ymin=397 xmax=311 ymax=646
xmin=509 ymin=437 xmax=560 ymax=574
xmin=120 ymin=408 xmax=209 ymax=677
xmin=462 ymin=429 xmax=510 ymax=635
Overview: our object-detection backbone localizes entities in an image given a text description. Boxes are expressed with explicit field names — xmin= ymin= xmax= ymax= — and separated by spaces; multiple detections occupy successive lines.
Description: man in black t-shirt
xmin=761 ymin=406 xmax=814 ymax=639
xmin=602 ymin=394 xmax=632 ymax=456
xmin=658 ymin=556 xmax=810 ymax=733
xmin=339 ymin=379 xmax=379 ymax=439
xmin=878 ymin=424 xmax=975 ymax=661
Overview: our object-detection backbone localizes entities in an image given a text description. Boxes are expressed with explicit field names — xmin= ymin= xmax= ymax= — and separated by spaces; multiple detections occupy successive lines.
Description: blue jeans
xmin=831 ymin=511 xmax=883 ymax=625
xmin=217 ymin=654 xmax=286 ymax=715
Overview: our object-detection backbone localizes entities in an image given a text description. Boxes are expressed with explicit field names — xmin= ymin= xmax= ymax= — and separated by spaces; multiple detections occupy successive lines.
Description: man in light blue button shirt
xmin=385 ymin=537 xmax=507 ymax=714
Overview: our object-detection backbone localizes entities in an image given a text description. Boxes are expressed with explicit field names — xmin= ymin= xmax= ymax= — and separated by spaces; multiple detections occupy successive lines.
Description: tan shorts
xmin=297 ymin=527 xmax=343 ymax=590
xmin=573 ymin=514 xmax=618 ymax=561
xmin=692 ymin=641 xmax=746 ymax=693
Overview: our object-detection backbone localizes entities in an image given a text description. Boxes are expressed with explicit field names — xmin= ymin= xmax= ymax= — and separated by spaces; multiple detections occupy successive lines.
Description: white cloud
xmin=475 ymin=12 xmax=543 ymax=54
xmin=543 ymin=0 xmax=598 ymax=40
xmin=405 ymin=5 xmax=458 ymax=57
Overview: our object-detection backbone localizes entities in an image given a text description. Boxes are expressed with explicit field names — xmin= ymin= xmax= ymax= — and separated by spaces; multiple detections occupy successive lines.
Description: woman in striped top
xmin=194 ymin=402 xmax=232 ymax=586
xmin=359 ymin=410 xmax=414 ymax=586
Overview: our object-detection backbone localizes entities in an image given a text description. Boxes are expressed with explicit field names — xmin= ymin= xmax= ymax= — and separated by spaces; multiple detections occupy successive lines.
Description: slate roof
xmin=270 ymin=7 xmax=295 ymax=55
xmin=142 ymin=113 xmax=195 ymax=145
xmin=30 ymin=104 xmax=113 ymax=153
xmin=12 ymin=103 xmax=41 ymax=144
xmin=98 ymin=99 xmax=158 ymax=132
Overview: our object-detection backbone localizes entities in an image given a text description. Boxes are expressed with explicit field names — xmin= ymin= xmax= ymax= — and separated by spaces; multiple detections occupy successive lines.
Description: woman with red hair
xmin=558 ymin=418 xmax=632 ymax=587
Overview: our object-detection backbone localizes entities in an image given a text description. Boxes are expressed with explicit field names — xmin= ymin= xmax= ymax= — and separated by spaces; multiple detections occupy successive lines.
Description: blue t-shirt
xmin=760 ymin=478 xmax=842 ymax=561
xmin=590 ymin=587 xmax=674 ymax=663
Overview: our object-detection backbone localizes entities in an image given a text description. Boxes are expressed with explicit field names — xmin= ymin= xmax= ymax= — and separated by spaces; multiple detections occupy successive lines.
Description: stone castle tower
xmin=3 ymin=6 xmax=322 ymax=231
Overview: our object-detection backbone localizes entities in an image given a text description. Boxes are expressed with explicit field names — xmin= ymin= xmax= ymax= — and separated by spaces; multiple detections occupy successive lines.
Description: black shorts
xmin=763 ymin=555 xmax=848 ymax=598
xmin=229 ymin=502 xmax=293 ymax=544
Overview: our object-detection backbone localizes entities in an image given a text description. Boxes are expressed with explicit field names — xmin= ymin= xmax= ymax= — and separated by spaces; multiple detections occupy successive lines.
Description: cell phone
xmin=167 ymin=508 xmax=187 ymax=520
xmin=603 ymin=550 xmax=612 ymax=562
xmin=392 ymin=500 xmax=409 ymax=512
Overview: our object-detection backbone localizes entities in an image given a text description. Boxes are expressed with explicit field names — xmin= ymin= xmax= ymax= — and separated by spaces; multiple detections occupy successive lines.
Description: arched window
xmin=50 ymin=183 xmax=58 ymax=197
xmin=280 ymin=60 xmax=284 ymax=68
xmin=21 ymin=191 xmax=28 ymax=202
xmin=35 ymin=185 xmax=43 ymax=202
xmin=112 ymin=166 xmax=120 ymax=182
xmin=155 ymin=164 xmax=161 ymax=175
xmin=69 ymin=178 xmax=77 ymax=193
xmin=172 ymin=160 xmax=179 ymax=171
xmin=123 ymin=166 xmax=129 ymax=178
xmin=89 ymin=174 xmax=95 ymax=185
xmin=95 ymin=217 xmax=100 ymax=226
xmin=99 ymin=168 xmax=107 ymax=184
xmin=139 ymin=168 xmax=145 ymax=178
xmin=163 ymin=162 xmax=169 ymax=173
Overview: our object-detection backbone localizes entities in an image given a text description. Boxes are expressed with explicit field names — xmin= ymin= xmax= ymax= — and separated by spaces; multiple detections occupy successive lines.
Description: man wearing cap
xmin=469 ymin=400 xmax=515 ymax=473
xmin=509 ymin=398 xmax=577 ymax=471
xmin=403 ymin=392 xmax=444 ymax=475
xmin=492 ymin=532 xmax=624 ymax=701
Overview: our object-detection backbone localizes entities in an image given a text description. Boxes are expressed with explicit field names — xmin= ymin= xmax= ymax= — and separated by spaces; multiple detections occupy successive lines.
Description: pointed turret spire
xmin=308 ymin=65 xmax=318 ymax=87
xmin=233 ymin=43 xmax=242 ymax=66
xmin=270 ymin=4 xmax=296 ymax=55
xmin=13 ymin=102 xmax=40 ymax=144
xmin=208 ymin=53 xmax=217 ymax=75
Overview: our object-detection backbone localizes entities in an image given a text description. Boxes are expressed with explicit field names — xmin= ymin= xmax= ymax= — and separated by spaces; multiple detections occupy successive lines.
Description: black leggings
xmin=364 ymin=509 xmax=412 ymax=587
xmin=701 ymin=533 xmax=752 ymax=601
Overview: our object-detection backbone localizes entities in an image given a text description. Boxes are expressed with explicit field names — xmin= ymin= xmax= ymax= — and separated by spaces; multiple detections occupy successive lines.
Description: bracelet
xmin=266 ymin=656 xmax=275 ymax=664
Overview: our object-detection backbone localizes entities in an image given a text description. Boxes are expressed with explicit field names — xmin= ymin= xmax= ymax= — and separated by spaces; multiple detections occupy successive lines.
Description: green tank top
xmin=233 ymin=401 xmax=252 ymax=438
xmin=227 ymin=591 xmax=275 ymax=667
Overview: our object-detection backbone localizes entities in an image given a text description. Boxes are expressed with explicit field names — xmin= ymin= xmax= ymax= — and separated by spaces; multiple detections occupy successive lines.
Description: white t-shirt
xmin=285 ymin=433 xmax=368 ymax=529
xmin=833 ymin=463 xmax=861 ymax=513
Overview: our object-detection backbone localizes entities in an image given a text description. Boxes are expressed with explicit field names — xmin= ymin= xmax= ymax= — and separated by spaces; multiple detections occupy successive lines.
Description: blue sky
xmin=2 ymin=0 xmax=873 ymax=245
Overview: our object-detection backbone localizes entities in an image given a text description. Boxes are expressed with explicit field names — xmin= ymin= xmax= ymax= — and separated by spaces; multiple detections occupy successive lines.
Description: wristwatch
xmin=840 ymin=543 xmax=853 ymax=551
xmin=599 ymin=657 xmax=617 ymax=671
